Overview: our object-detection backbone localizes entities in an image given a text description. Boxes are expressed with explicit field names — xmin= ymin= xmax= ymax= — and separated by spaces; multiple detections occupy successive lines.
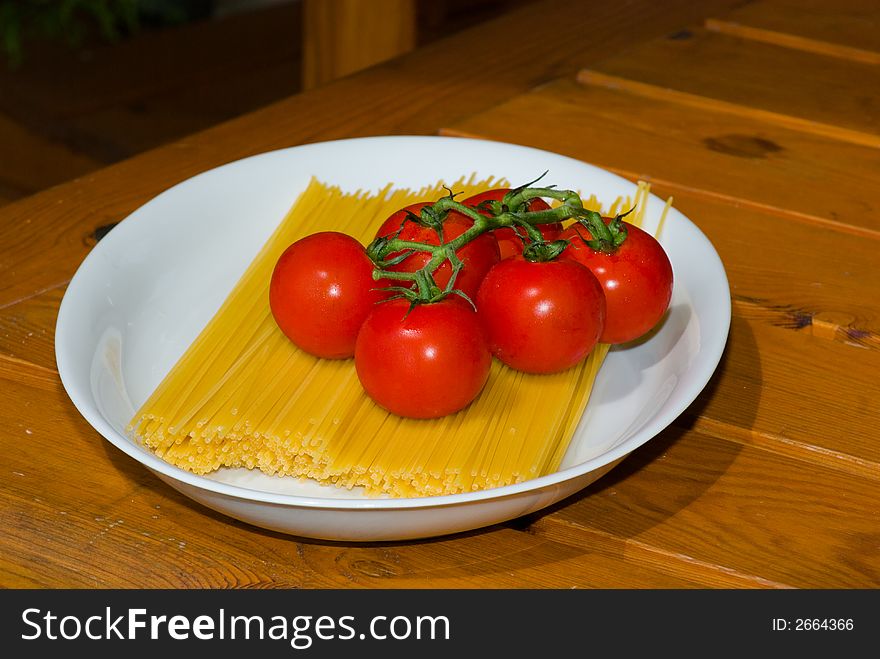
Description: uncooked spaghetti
xmin=128 ymin=176 xmax=659 ymax=497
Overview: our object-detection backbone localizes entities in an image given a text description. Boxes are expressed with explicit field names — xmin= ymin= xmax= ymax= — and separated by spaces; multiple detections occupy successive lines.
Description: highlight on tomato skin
xmin=269 ymin=231 xmax=384 ymax=359
xmin=354 ymin=297 xmax=492 ymax=419
xmin=475 ymin=255 xmax=606 ymax=374
xmin=559 ymin=220 xmax=673 ymax=345
xmin=373 ymin=203 xmax=500 ymax=300
xmin=463 ymin=188 xmax=562 ymax=260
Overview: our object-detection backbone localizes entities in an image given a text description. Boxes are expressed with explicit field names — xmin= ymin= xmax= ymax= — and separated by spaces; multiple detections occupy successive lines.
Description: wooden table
xmin=2 ymin=0 xmax=878 ymax=589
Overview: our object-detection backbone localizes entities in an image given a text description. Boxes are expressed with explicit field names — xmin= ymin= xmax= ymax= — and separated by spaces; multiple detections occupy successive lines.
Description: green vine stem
xmin=365 ymin=185 xmax=622 ymax=304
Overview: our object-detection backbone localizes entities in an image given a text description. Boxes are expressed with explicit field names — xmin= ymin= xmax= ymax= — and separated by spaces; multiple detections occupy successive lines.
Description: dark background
xmin=0 ymin=0 xmax=535 ymax=209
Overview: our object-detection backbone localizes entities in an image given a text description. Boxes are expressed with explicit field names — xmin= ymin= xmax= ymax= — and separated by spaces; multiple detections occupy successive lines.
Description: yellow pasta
xmin=128 ymin=176 xmax=659 ymax=497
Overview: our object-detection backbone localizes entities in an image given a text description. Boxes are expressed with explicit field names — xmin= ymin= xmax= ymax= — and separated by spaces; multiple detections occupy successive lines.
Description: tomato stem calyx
xmin=573 ymin=207 xmax=634 ymax=254
xmin=522 ymin=239 xmax=570 ymax=263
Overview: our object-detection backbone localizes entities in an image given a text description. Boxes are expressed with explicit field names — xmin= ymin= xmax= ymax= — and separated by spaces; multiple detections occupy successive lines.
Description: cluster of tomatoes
xmin=269 ymin=187 xmax=673 ymax=419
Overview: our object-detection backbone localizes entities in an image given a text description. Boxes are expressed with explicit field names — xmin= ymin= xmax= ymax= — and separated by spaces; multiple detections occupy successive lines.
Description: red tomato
xmin=374 ymin=202 xmax=499 ymax=299
xmin=475 ymin=256 xmax=606 ymax=374
xmin=559 ymin=220 xmax=673 ymax=344
xmin=269 ymin=231 xmax=383 ymax=359
xmin=354 ymin=298 xmax=491 ymax=419
xmin=463 ymin=188 xmax=562 ymax=260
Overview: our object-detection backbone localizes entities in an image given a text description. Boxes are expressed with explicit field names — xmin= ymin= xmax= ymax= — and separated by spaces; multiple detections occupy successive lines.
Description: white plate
xmin=55 ymin=136 xmax=730 ymax=541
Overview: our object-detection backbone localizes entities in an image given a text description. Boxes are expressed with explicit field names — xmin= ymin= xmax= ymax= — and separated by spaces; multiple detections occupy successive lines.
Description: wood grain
xmin=587 ymin=26 xmax=880 ymax=143
xmin=0 ymin=287 xmax=64 ymax=371
xmin=577 ymin=69 xmax=880 ymax=150
xmin=650 ymin=190 xmax=880 ymax=352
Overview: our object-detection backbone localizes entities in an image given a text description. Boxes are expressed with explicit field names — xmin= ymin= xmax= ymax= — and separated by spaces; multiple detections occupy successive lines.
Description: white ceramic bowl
xmin=55 ymin=136 xmax=730 ymax=541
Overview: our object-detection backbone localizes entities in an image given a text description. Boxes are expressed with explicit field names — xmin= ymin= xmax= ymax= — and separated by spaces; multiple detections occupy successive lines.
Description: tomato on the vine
xmin=463 ymin=188 xmax=562 ymax=260
xmin=374 ymin=202 xmax=499 ymax=299
xmin=559 ymin=219 xmax=673 ymax=344
xmin=269 ymin=231 xmax=383 ymax=359
xmin=355 ymin=297 xmax=491 ymax=419
xmin=475 ymin=255 xmax=606 ymax=374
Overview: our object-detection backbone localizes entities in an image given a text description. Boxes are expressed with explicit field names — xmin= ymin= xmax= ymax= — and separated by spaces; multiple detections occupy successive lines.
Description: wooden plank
xmin=1 ymin=502 xmax=705 ymax=588
xmin=0 ymin=190 xmax=135 ymax=309
xmin=578 ymin=69 xmax=880 ymax=150
xmin=532 ymin=427 xmax=880 ymax=588
xmin=442 ymin=79 xmax=880 ymax=235
xmin=705 ymin=20 xmax=880 ymax=66
xmin=0 ymin=286 xmax=64 ymax=372
xmin=0 ymin=375 xmax=705 ymax=588
xmin=0 ymin=0 xmax=744 ymax=308
xmin=0 ymin=355 xmax=58 ymax=391
xmin=586 ymin=27 xmax=880 ymax=144
xmin=708 ymin=0 xmax=880 ymax=63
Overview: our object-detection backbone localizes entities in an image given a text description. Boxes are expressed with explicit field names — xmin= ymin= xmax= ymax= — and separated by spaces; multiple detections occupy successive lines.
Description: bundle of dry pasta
xmin=128 ymin=176 xmax=654 ymax=497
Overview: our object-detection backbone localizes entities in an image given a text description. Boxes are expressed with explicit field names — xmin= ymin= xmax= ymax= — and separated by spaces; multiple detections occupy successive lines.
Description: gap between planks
xmin=674 ymin=413 xmax=880 ymax=483
xmin=0 ymin=279 xmax=70 ymax=313
xmin=522 ymin=516 xmax=794 ymax=589
xmin=0 ymin=354 xmax=58 ymax=390
xmin=576 ymin=69 xmax=880 ymax=150
xmin=705 ymin=18 xmax=880 ymax=66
